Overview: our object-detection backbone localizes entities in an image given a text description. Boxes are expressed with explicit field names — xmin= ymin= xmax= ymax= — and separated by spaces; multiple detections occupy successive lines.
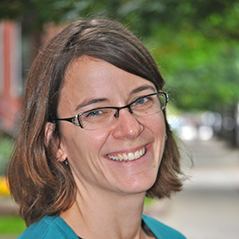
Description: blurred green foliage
xmin=145 ymin=26 xmax=239 ymax=110
xmin=1 ymin=0 xmax=239 ymax=39
xmin=0 ymin=0 xmax=239 ymax=111
xmin=0 ymin=135 xmax=14 ymax=176
xmin=0 ymin=215 xmax=26 ymax=235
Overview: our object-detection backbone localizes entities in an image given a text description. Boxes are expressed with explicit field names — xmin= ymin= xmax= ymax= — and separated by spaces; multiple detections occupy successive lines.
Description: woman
xmin=8 ymin=18 xmax=186 ymax=239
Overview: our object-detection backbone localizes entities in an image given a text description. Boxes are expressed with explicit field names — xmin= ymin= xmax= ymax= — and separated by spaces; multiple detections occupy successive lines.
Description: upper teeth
xmin=108 ymin=147 xmax=146 ymax=161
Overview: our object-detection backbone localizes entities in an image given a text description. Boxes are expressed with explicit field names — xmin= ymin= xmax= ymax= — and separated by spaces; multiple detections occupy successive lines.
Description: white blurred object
xmin=198 ymin=126 xmax=213 ymax=140
xmin=179 ymin=126 xmax=198 ymax=141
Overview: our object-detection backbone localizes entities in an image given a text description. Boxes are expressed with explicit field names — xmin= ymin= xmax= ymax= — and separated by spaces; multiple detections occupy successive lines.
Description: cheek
xmin=145 ymin=113 xmax=166 ymax=159
xmin=61 ymin=125 xmax=111 ymax=162
xmin=145 ymin=113 xmax=166 ymax=137
xmin=60 ymin=127 xmax=112 ymax=182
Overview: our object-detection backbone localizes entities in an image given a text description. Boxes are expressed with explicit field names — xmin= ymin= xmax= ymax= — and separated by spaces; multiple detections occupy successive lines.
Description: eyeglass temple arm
xmin=54 ymin=116 xmax=83 ymax=127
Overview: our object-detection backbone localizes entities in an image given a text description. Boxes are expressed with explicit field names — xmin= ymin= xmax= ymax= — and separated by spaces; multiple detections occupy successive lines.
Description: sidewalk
xmin=144 ymin=137 xmax=239 ymax=239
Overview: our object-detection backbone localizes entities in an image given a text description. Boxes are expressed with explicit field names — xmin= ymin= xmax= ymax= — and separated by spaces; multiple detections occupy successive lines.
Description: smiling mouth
xmin=107 ymin=146 xmax=146 ymax=162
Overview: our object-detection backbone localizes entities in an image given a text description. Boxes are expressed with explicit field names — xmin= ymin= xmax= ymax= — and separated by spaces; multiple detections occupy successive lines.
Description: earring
xmin=165 ymin=134 xmax=168 ymax=140
xmin=57 ymin=158 xmax=68 ymax=165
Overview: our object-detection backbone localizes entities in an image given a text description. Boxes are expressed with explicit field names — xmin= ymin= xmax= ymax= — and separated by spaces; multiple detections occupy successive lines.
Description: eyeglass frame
xmin=53 ymin=92 xmax=169 ymax=130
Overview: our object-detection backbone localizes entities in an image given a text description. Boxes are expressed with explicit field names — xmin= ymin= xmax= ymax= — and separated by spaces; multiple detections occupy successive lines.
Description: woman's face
xmin=57 ymin=56 xmax=166 ymax=196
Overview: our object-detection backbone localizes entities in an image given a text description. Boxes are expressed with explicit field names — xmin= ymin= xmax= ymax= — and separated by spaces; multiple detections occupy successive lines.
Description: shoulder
xmin=17 ymin=215 xmax=78 ymax=239
xmin=142 ymin=214 xmax=186 ymax=239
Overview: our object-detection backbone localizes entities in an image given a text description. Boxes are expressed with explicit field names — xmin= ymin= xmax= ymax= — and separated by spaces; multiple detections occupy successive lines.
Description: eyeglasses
xmin=54 ymin=92 xmax=169 ymax=130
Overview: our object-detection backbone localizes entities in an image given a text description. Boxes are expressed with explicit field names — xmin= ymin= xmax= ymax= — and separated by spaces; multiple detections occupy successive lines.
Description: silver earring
xmin=165 ymin=134 xmax=168 ymax=140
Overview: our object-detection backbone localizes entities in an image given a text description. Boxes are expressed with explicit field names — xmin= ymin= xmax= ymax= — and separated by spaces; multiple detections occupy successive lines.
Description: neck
xmin=60 ymin=188 xmax=149 ymax=239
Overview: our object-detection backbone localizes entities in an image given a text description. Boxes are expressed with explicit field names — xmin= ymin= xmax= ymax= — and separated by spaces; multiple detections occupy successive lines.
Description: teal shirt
xmin=18 ymin=214 xmax=186 ymax=239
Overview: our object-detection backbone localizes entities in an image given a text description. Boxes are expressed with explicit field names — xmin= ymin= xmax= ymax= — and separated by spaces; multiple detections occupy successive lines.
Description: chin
xmin=119 ymin=173 xmax=157 ymax=195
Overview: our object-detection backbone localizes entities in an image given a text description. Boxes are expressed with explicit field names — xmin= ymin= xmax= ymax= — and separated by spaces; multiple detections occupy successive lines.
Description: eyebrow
xmin=75 ymin=84 xmax=156 ymax=112
xmin=130 ymin=85 xmax=156 ymax=95
xmin=75 ymin=98 xmax=108 ymax=112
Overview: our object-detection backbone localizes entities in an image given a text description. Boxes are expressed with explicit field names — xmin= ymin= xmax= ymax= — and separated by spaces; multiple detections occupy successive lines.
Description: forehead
xmin=62 ymin=56 xmax=156 ymax=96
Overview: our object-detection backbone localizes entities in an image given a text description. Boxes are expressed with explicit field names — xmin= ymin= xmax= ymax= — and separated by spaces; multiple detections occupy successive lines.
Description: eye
xmin=82 ymin=108 xmax=113 ymax=123
xmin=132 ymin=96 xmax=152 ymax=106
xmin=85 ymin=109 xmax=104 ymax=118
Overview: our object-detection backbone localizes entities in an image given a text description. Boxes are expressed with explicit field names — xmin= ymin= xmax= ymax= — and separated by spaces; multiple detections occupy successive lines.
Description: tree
xmin=145 ymin=25 xmax=239 ymax=111
xmin=1 ymin=0 xmax=238 ymax=39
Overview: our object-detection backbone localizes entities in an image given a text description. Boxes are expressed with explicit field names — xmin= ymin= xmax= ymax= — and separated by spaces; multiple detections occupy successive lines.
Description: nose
xmin=112 ymin=108 xmax=143 ymax=139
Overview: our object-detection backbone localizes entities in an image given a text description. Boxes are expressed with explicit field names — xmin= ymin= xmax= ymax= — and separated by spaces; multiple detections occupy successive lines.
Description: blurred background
xmin=0 ymin=0 xmax=239 ymax=238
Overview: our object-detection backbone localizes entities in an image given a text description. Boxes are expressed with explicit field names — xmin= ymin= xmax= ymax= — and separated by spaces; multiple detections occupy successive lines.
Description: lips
xmin=107 ymin=146 xmax=146 ymax=162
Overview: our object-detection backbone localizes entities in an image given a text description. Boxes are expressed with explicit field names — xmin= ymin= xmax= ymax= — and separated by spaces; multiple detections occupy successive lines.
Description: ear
xmin=44 ymin=122 xmax=67 ymax=162
xmin=44 ymin=122 xmax=55 ymax=146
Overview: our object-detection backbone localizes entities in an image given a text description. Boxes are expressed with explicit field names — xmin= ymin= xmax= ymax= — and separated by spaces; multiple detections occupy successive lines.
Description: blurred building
xmin=0 ymin=20 xmax=61 ymax=135
xmin=0 ymin=21 xmax=22 ymax=135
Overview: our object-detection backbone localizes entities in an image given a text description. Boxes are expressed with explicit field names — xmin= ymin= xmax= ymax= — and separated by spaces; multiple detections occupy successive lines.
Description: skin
xmin=52 ymin=56 xmax=166 ymax=239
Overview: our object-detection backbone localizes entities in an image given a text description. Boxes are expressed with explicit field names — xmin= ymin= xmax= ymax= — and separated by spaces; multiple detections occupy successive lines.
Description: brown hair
xmin=8 ymin=18 xmax=183 ymax=226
